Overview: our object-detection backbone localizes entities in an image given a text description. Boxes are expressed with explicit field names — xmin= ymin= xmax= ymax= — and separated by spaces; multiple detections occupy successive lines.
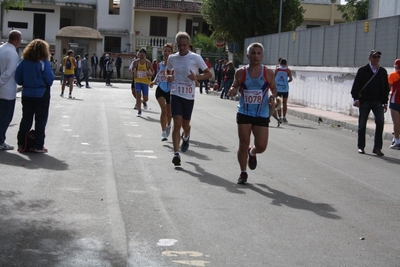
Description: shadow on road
xmin=0 ymin=152 xmax=69 ymax=171
xmin=162 ymin=140 xmax=230 ymax=161
xmin=285 ymin=123 xmax=317 ymax=130
xmin=178 ymin=162 xmax=246 ymax=195
xmin=0 ymin=190 xmax=126 ymax=266
xmin=248 ymin=183 xmax=341 ymax=220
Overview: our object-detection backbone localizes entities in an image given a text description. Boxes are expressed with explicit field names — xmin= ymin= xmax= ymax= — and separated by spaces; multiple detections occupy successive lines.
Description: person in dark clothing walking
xmin=351 ymin=49 xmax=390 ymax=156
xmin=99 ymin=53 xmax=105 ymax=78
xmin=116 ymin=54 xmax=122 ymax=78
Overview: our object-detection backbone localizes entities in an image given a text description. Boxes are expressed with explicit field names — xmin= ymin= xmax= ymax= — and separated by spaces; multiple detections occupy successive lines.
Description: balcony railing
xmin=31 ymin=0 xmax=97 ymax=6
xmin=135 ymin=0 xmax=202 ymax=13
xmin=135 ymin=35 xmax=175 ymax=50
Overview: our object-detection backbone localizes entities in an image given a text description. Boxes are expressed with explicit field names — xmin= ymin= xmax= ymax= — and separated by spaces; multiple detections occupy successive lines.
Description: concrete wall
xmin=282 ymin=66 xmax=394 ymax=123
xmin=245 ymin=15 xmax=400 ymax=68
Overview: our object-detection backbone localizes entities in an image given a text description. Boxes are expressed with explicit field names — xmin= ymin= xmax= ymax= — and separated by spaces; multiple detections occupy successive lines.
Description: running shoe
xmin=166 ymin=125 xmax=171 ymax=137
xmin=0 ymin=142 xmax=14 ymax=150
xmin=68 ymin=94 xmax=72 ymax=99
xmin=143 ymin=102 xmax=148 ymax=110
xmin=237 ymin=172 xmax=248 ymax=184
xmin=34 ymin=147 xmax=48 ymax=153
xmin=161 ymin=131 xmax=168 ymax=141
xmin=60 ymin=93 xmax=64 ymax=97
xmin=137 ymin=111 xmax=142 ymax=117
xmin=172 ymin=152 xmax=181 ymax=166
xmin=282 ymin=118 xmax=288 ymax=123
xmin=390 ymin=143 xmax=400 ymax=150
xmin=248 ymin=147 xmax=257 ymax=170
xmin=181 ymin=134 xmax=190 ymax=152
xmin=134 ymin=104 xmax=137 ymax=110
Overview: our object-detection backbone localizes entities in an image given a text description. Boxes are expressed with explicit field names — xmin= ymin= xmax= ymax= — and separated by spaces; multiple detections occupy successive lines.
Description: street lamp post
xmin=279 ymin=0 xmax=283 ymax=33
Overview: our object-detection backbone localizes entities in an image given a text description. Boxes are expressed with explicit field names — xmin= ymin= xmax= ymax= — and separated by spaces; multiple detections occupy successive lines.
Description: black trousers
xmin=17 ymin=88 xmax=50 ymax=150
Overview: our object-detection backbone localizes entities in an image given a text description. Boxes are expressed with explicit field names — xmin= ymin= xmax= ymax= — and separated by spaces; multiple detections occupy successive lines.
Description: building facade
xmin=369 ymin=0 xmax=400 ymax=19
xmin=0 ymin=0 xmax=207 ymax=77
xmin=299 ymin=0 xmax=345 ymax=30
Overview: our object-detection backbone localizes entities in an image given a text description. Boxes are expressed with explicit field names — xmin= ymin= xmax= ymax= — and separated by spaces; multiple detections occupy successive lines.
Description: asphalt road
xmin=1 ymin=81 xmax=399 ymax=267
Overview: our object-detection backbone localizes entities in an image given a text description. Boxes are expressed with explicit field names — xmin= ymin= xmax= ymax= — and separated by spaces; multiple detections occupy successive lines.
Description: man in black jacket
xmin=351 ymin=49 xmax=390 ymax=156
xmin=90 ymin=52 xmax=98 ymax=78
xmin=99 ymin=53 xmax=106 ymax=78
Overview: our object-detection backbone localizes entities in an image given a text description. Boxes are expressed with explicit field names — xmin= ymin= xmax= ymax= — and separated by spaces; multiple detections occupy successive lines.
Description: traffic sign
xmin=228 ymin=42 xmax=239 ymax=54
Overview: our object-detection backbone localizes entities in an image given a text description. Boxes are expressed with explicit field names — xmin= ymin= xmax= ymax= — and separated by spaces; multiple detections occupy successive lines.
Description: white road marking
xmin=134 ymin=155 xmax=157 ymax=159
xmin=126 ymin=134 xmax=141 ymax=138
xmin=157 ymin=239 xmax=178 ymax=246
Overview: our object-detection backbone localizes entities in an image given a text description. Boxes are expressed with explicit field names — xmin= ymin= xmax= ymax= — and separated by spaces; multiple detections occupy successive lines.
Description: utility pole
xmin=279 ymin=0 xmax=283 ymax=33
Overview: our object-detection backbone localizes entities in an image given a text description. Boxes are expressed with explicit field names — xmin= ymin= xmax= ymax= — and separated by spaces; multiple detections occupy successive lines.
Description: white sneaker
xmin=161 ymin=131 xmax=168 ymax=141
xmin=166 ymin=125 xmax=171 ymax=137
xmin=136 ymin=111 xmax=142 ymax=117
xmin=390 ymin=143 xmax=400 ymax=150
xmin=143 ymin=102 xmax=148 ymax=110
xmin=0 ymin=142 xmax=14 ymax=150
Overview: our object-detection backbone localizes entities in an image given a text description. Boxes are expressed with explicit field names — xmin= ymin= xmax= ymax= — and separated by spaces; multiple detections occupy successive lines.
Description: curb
xmin=206 ymin=88 xmax=394 ymax=142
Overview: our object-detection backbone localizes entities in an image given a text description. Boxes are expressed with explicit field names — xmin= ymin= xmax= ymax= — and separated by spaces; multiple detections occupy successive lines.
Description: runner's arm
xmin=228 ymin=68 xmax=243 ymax=97
xmin=288 ymin=69 xmax=293 ymax=82
xmin=267 ymin=69 xmax=277 ymax=99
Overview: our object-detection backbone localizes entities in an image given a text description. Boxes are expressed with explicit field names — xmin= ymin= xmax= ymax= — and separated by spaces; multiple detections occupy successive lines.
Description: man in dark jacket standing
xmin=99 ymin=53 xmax=106 ymax=79
xmin=351 ymin=49 xmax=390 ymax=156
xmin=90 ymin=52 xmax=98 ymax=78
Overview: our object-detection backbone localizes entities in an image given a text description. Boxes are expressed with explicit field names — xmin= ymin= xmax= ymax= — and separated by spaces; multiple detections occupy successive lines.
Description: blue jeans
xmin=358 ymin=101 xmax=384 ymax=150
xmin=75 ymin=68 xmax=82 ymax=86
xmin=83 ymin=69 xmax=90 ymax=87
xmin=221 ymin=79 xmax=233 ymax=98
xmin=92 ymin=64 xmax=97 ymax=78
xmin=0 ymin=98 xmax=16 ymax=144
xmin=17 ymin=89 xmax=50 ymax=150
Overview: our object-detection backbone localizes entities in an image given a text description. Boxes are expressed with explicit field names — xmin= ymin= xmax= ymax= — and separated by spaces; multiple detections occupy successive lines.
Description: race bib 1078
xmin=243 ymin=90 xmax=263 ymax=104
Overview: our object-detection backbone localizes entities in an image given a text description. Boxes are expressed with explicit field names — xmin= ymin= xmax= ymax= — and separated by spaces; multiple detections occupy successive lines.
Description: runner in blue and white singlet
xmin=150 ymin=43 xmax=174 ymax=142
xmin=238 ymin=65 xmax=271 ymax=118
xmin=228 ymin=42 xmax=277 ymax=185
xmin=156 ymin=62 xmax=169 ymax=92
xmin=275 ymin=66 xmax=290 ymax=93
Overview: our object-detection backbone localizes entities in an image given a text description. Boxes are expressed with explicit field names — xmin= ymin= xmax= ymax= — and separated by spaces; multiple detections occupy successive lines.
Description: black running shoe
xmin=248 ymin=147 xmax=257 ymax=170
xmin=181 ymin=134 xmax=190 ymax=152
xmin=172 ymin=152 xmax=181 ymax=166
xmin=237 ymin=172 xmax=248 ymax=184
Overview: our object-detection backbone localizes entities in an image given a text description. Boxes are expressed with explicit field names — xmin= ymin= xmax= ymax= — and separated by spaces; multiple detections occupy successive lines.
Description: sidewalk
xmin=207 ymin=89 xmax=394 ymax=141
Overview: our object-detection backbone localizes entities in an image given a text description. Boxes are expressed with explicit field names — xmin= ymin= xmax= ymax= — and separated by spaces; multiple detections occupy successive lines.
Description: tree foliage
xmin=337 ymin=0 xmax=369 ymax=22
xmin=191 ymin=32 xmax=221 ymax=54
xmin=1 ymin=0 xmax=30 ymax=10
xmin=201 ymin=0 xmax=304 ymax=53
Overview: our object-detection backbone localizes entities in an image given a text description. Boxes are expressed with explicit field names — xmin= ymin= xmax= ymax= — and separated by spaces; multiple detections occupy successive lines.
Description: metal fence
xmin=244 ymin=15 xmax=400 ymax=68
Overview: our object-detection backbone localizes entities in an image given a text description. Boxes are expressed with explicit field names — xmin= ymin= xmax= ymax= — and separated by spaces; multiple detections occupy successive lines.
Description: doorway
xmin=33 ymin=13 xmax=46 ymax=40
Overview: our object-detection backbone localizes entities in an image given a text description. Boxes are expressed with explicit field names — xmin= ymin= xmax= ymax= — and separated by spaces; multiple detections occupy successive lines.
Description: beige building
xmin=131 ymin=0 xmax=207 ymax=52
xmin=299 ymin=0 xmax=345 ymax=30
